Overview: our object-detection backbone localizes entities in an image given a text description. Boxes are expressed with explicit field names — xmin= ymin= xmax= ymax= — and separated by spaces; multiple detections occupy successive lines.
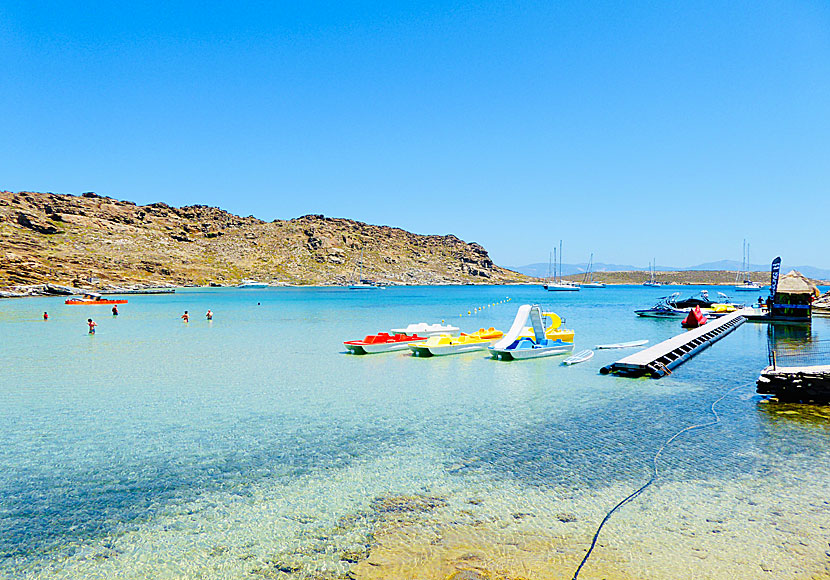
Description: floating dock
xmin=600 ymin=308 xmax=752 ymax=378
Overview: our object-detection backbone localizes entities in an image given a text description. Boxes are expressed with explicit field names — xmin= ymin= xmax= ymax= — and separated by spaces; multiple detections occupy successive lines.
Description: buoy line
xmin=571 ymin=382 xmax=753 ymax=580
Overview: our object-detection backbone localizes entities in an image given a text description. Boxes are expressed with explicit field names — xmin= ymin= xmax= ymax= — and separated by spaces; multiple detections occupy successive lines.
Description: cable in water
xmin=571 ymin=382 xmax=752 ymax=580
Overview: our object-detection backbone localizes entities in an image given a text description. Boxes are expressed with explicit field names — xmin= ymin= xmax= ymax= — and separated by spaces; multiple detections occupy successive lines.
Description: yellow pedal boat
xmin=408 ymin=327 xmax=503 ymax=357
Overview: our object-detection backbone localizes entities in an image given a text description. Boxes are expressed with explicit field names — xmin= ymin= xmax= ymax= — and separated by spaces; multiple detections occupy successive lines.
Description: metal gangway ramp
xmin=600 ymin=308 xmax=752 ymax=378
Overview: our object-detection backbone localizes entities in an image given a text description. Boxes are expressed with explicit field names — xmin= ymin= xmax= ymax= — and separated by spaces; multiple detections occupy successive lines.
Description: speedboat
xmin=344 ymin=333 xmax=426 ymax=354
xmin=389 ymin=322 xmax=461 ymax=336
xmin=635 ymin=294 xmax=689 ymax=318
xmin=408 ymin=328 xmax=503 ymax=357
xmin=237 ymin=280 xmax=269 ymax=288
xmin=65 ymin=293 xmax=128 ymax=305
xmin=489 ymin=305 xmax=575 ymax=360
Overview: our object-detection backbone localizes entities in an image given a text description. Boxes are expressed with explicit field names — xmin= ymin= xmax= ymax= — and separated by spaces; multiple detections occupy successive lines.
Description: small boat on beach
xmin=595 ymin=340 xmax=648 ymax=349
xmin=389 ymin=322 xmax=461 ymax=336
xmin=65 ymin=293 xmax=128 ymax=305
xmin=489 ymin=305 xmax=575 ymax=360
xmin=344 ymin=333 xmax=426 ymax=354
xmin=409 ymin=328 xmax=503 ymax=357
xmin=562 ymin=349 xmax=594 ymax=365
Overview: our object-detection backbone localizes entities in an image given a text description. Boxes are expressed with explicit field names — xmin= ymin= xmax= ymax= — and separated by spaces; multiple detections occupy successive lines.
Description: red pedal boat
xmin=65 ymin=293 xmax=128 ymax=305
xmin=344 ymin=332 xmax=426 ymax=354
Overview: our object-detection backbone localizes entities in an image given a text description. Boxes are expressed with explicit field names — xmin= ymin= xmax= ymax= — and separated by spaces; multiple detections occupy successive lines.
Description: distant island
xmin=0 ymin=190 xmax=527 ymax=291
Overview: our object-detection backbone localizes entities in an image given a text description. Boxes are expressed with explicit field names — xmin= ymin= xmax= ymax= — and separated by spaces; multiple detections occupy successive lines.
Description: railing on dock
xmin=768 ymin=338 xmax=830 ymax=370
xmin=601 ymin=309 xmax=751 ymax=379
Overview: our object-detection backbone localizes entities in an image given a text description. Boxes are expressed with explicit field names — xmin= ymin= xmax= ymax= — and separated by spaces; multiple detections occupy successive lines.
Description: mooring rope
xmin=571 ymin=382 xmax=753 ymax=580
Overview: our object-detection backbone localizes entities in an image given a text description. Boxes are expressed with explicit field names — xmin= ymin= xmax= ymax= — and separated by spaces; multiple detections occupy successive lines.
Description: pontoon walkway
xmin=600 ymin=308 xmax=752 ymax=378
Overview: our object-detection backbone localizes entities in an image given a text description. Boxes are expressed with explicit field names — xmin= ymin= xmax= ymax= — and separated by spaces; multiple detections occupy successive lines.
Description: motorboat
xmin=635 ymin=294 xmax=688 ymax=318
xmin=65 ymin=293 xmax=128 ymax=305
xmin=562 ymin=349 xmax=594 ymax=365
xmin=237 ymin=280 xmax=269 ymax=288
xmin=389 ymin=322 xmax=461 ymax=336
xmin=489 ymin=305 xmax=575 ymax=360
xmin=344 ymin=333 xmax=426 ymax=354
xmin=408 ymin=328 xmax=503 ymax=357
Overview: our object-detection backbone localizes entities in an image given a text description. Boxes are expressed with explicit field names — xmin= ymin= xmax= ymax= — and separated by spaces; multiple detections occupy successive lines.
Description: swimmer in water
xmin=206 ymin=309 xmax=213 ymax=320
xmin=181 ymin=311 xmax=189 ymax=323
xmin=43 ymin=312 xmax=48 ymax=320
xmin=87 ymin=318 xmax=97 ymax=334
xmin=112 ymin=305 xmax=119 ymax=316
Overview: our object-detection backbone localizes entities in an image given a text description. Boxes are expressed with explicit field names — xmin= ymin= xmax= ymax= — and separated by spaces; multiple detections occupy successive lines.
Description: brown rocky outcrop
xmin=0 ymin=190 xmax=526 ymax=289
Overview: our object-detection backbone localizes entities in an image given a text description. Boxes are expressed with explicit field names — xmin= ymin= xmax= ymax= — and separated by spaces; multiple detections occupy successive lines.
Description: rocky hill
xmin=0 ymin=190 xmax=527 ymax=289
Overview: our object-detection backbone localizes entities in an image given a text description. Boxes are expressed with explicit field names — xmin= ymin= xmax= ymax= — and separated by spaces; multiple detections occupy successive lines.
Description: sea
xmin=1 ymin=285 xmax=828 ymax=580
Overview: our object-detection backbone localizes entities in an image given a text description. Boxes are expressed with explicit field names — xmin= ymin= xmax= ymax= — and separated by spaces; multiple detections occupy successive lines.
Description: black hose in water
xmin=571 ymin=383 xmax=751 ymax=580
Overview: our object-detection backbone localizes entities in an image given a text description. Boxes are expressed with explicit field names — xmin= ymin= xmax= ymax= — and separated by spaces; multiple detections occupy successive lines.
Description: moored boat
xmin=408 ymin=328 xmax=503 ymax=357
xmin=65 ymin=293 xmax=128 ymax=305
xmin=390 ymin=322 xmax=460 ymax=336
xmin=344 ymin=333 xmax=426 ymax=354
xmin=237 ymin=280 xmax=269 ymax=288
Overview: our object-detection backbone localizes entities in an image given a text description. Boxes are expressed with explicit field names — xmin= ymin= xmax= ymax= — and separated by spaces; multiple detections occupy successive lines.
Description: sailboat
xmin=643 ymin=259 xmax=662 ymax=287
xmin=580 ymin=253 xmax=606 ymax=288
xmin=544 ymin=242 xmax=580 ymax=291
xmin=348 ymin=248 xmax=383 ymax=289
xmin=734 ymin=239 xmax=762 ymax=291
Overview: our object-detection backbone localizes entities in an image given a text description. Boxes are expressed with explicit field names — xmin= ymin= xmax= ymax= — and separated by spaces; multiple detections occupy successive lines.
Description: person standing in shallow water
xmin=206 ymin=309 xmax=213 ymax=320
xmin=181 ymin=311 xmax=189 ymax=323
xmin=87 ymin=318 xmax=97 ymax=334
xmin=112 ymin=305 xmax=119 ymax=316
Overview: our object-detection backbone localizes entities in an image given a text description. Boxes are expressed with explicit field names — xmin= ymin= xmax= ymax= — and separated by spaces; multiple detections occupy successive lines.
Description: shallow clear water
xmin=1 ymin=286 xmax=829 ymax=579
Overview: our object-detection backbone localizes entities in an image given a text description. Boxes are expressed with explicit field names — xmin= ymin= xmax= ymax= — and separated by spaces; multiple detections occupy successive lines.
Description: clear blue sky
xmin=2 ymin=1 xmax=828 ymax=268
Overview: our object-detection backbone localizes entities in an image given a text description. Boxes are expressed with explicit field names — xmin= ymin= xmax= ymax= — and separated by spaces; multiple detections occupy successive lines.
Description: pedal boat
xmin=65 ymin=293 xmax=128 ymax=305
xmin=408 ymin=328 xmax=503 ymax=357
xmin=489 ymin=306 xmax=575 ymax=360
xmin=389 ymin=322 xmax=461 ymax=336
xmin=344 ymin=333 xmax=426 ymax=354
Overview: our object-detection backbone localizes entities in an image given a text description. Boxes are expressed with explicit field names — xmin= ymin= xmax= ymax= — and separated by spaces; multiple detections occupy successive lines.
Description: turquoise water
xmin=1 ymin=286 xmax=829 ymax=579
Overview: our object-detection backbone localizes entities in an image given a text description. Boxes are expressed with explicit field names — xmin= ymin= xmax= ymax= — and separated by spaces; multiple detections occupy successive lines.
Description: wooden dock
xmin=600 ymin=308 xmax=752 ymax=378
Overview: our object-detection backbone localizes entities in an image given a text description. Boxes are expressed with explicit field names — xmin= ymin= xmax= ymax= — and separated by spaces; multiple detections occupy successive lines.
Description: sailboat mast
xmin=559 ymin=240 xmax=563 ymax=283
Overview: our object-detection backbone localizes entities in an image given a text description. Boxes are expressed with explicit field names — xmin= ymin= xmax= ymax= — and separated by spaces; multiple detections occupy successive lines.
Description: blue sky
xmin=2 ymin=1 xmax=828 ymax=268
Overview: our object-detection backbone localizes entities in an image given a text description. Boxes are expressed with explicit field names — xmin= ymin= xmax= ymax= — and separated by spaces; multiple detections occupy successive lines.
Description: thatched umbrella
xmin=776 ymin=270 xmax=819 ymax=296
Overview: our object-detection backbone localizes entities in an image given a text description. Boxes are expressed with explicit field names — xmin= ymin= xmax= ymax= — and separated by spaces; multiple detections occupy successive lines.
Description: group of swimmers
xmin=41 ymin=307 xmax=215 ymax=333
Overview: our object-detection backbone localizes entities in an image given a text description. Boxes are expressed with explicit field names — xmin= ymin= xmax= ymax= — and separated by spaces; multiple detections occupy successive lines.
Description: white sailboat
xmin=734 ymin=239 xmax=762 ymax=291
xmin=580 ymin=253 xmax=606 ymax=288
xmin=348 ymin=248 xmax=383 ymax=289
xmin=643 ymin=259 xmax=662 ymax=287
xmin=544 ymin=241 xmax=580 ymax=291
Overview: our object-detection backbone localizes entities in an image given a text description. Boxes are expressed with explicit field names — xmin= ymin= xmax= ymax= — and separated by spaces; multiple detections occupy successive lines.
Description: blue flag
xmin=770 ymin=257 xmax=781 ymax=296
